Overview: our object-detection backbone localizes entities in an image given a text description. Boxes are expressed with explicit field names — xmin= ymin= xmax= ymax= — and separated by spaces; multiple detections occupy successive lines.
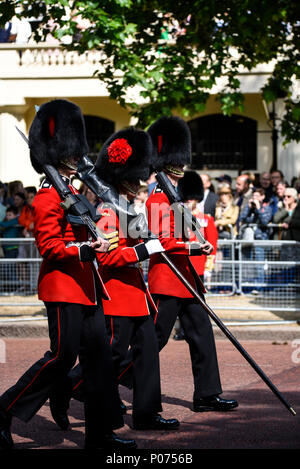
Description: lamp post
xmin=270 ymin=102 xmax=278 ymax=171
xmin=266 ymin=101 xmax=279 ymax=172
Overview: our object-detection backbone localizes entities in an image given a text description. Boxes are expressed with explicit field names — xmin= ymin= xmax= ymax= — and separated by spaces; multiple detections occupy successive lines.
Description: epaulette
xmin=40 ymin=179 xmax=52 ymax=189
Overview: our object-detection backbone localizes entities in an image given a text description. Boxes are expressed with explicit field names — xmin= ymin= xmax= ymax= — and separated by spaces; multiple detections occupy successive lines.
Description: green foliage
xmin=1 ymin=0 xmax=299 ymax=141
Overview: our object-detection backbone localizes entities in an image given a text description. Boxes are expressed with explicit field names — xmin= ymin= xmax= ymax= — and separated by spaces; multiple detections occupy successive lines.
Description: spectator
xmin=9 ymin=16 xmax=32 ymax=44
xmin=273 ymin=187 xmax=300 ymax=282
xmin=270 ymin=170 xmax=284 ymax=191
xmin=275 ymin=180 xmax=288 ymax=211
xmin=13 ymin=191 xmax=26 ymax=215
xmin=147 ymin=173 xmax=157 ymax=196
xmin=0 ymin=182 xmax=7 ymax=222
xmin=234 ymin=174 xmax=253 ymax=229
xmin=199 ymin=173 xmax=218 ymax=217
xmin=214 ymin=183 xmax=239 ymax=239
xmin=258 ymin=171 xmax=274 ymax=200
xmin=215 ymin=174 xmax=232 ymax=189
xmin=0 ymin=205 xmax=20 ymax=293
xmin=239 ymin=188 xmax=273 ymax=240
xmin=242 ymin=171 xmax=256 ymax=189
xmin=19 ymin=187 xmax=37 ymax=237
xmin=239 ymin=188 xmax=273 ymax=294
xmin=0 ymin=22 xmax=12 ymax=43
xmin=6 ymin=180 xmax=24 ymax=206
xmin=273 ymin=187 xmax=300 ymax=241
xmin=0 ymin=202 xmax=6 ymax=223
xmin=0 ymin=181 xmax=8 ymax=205
xmin=0 ymin=205 xmax=20 ymax=286
xmin=134 ymin=185 xmax=148 ymax=217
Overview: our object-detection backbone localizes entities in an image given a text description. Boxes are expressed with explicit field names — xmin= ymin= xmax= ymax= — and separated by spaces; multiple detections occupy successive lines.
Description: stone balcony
xmin=0 ymin=42 xmax=107 ymax=79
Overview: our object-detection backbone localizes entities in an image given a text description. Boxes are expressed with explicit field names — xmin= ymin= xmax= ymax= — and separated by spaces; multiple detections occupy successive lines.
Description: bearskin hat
xmin=28 ymin=99 xmax=88 ymax=174
xmin=95 ymin=127 xmax=152 ymax=185
xmin=147 ymin=116 xmax=191 ymax=172
xmin=177 ymin=170 xmax=204 ymax=202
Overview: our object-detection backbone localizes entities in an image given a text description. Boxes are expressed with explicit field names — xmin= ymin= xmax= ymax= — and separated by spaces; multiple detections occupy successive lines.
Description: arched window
xmin=84 ymin=115 xmax=115 ymax=161
xmin=188 ymin=114 xmax=257 ymax=170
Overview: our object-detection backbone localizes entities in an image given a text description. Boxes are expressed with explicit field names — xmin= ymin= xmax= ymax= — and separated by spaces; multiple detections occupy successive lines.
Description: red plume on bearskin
xmin=95 ymin=127 xmax=152 ymax=185
xmin=108 ymin=138 xmax=133 ymax=164
xmin=48 ymin=116 xmax=55 ymax=138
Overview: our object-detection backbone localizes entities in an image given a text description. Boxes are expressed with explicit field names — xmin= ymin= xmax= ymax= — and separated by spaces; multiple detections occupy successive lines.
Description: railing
xmin=0 ymin=43 xmax=107 ymax=78
xmin=208 ymin=239 xmax=300 ymax=313
xmin=0 ymin=238 xmax=299 ymax=315
xmin=0 ymin=238 xmax=42 ymax=306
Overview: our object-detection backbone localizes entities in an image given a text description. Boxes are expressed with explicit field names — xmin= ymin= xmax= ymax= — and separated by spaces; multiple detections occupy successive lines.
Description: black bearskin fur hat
xmin=95 ymin=127 xmax=152 ymax=185
xmin=147 ymin=116 xmax=191 ymax=172
xmin=28 ymin=99 xmax=88 ymax=174
xmin=177 ymin=170 xmax=204 ymax=202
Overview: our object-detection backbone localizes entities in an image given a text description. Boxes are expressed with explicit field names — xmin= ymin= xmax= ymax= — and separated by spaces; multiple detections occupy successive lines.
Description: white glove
xmin=204 ymin=270 xmax=212 ymax=281
xmin=145 ymin=239 xmax=165 ymax=256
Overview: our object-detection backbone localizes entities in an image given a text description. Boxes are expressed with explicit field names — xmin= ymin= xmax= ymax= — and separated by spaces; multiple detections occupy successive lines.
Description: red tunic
xmin=33 ymin=182 xmax=107 ymax=305
xmin=188 ymin=210 xmax=218 ymax=275
xmin=145 ymin=188 xmax=198 ymax=298
xmin=96 ymin=205 xmax=156 ymax=317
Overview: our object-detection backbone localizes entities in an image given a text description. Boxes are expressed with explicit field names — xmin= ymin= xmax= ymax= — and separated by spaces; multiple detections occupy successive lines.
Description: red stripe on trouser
xmin=6 ymin=306 xmax=62 ymax=412
xmin=118 ymin=362 xmax=133 ymax=380
xmin=110 ymin=317 xmax=114 ymax=345
xmin=72 ymin=379 xmax=84 ymax=391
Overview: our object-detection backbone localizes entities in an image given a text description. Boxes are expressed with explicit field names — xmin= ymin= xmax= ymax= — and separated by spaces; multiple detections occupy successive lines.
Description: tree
xmin=1 ymin=0 xmax=299 ymax=142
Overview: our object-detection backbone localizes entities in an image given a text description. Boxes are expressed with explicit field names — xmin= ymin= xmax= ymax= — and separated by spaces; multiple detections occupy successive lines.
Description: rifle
xmin=15 ymin=127 xmax=118 ymax=251
xmin=155 ymin=170 xmax=207 ymax=244
xmin=76 ymin=155 xmax=296 ymax=415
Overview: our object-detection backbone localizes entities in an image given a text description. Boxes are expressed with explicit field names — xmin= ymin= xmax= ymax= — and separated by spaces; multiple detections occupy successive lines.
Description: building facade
xmin=0 ymin=42 xmax=299 ymax=189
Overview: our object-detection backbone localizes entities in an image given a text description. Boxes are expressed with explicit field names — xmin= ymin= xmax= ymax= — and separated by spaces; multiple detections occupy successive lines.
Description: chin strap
xmin=164 ymin=165 xmax=184 ymax=177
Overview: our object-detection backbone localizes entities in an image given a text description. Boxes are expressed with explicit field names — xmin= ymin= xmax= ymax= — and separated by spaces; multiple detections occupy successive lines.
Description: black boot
xmin=49 ymin=389 xmax=71 ymax=430
xmin=132 ymin=414 xmax=180 ymax=431
xmin=193 ymin=395 xmax=238 ymax=412
xmin=84 ymin=432 xmax=137 ymax=450
xmin=0 ymin=409 xmax=13 ymax=450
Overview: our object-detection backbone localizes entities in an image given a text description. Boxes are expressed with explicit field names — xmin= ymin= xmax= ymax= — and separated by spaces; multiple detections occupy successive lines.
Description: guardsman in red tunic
xmin=173 ymin=170 xmax=218 ymax=340
xmin=66 ymin=127 xmax=180 ymax=430
xmin=145 ymin=116 xmax=238 ymax=413
xmin=178 ymin=170 xmax=218 ymax=285
xmin=0 ymin=100 xmax=136 ymax=450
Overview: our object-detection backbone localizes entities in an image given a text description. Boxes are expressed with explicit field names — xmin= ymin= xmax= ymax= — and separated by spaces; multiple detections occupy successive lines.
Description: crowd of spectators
xmin=1 ymin=169 xmax=300 ymax=252
xmin=196 ymin=170 xmax=300 ymax=244
xmin=0 ymin=179 xmax=37 ymax=261
xmin=0 ymin=169 xmax=299 ymax=295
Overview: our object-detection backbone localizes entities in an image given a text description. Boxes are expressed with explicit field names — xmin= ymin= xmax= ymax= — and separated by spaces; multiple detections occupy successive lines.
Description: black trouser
xmin=0 ymin=302 xmax=123 ymax=439
xmin=118 ymin=294 xmax=223 ymax=401
xmin=69 ymin=315 xmax=162 ymax=420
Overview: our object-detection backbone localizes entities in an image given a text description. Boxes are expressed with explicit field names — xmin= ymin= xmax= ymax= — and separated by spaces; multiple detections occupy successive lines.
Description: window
xmin=188 ymin=114 xmax=257 ymax=170
xmin=84 ymin=115 xmax=115 ymax=161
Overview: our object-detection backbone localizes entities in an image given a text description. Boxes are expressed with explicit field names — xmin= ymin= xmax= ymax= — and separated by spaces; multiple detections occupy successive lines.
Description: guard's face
xmin=60 ymin=155 xmax=81 ymax=176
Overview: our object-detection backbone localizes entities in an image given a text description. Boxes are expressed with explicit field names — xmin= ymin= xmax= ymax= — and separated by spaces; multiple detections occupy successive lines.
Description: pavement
xmin=0 ymin=335 xmax=299 ymax=451
xmin=0 ymin=318 xmax=300 ymax=342
xmin=0 ymin=299 xmax=300 ymax=452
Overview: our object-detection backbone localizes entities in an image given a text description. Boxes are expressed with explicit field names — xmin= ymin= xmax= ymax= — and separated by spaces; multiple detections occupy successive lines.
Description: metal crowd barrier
xmin=0 ymin=238 xmax=299 ymax=314
xmin=0 ymin=238 xmax=42 ymax=306
xmin=208 ymin=239 xmax=300 ymax=313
